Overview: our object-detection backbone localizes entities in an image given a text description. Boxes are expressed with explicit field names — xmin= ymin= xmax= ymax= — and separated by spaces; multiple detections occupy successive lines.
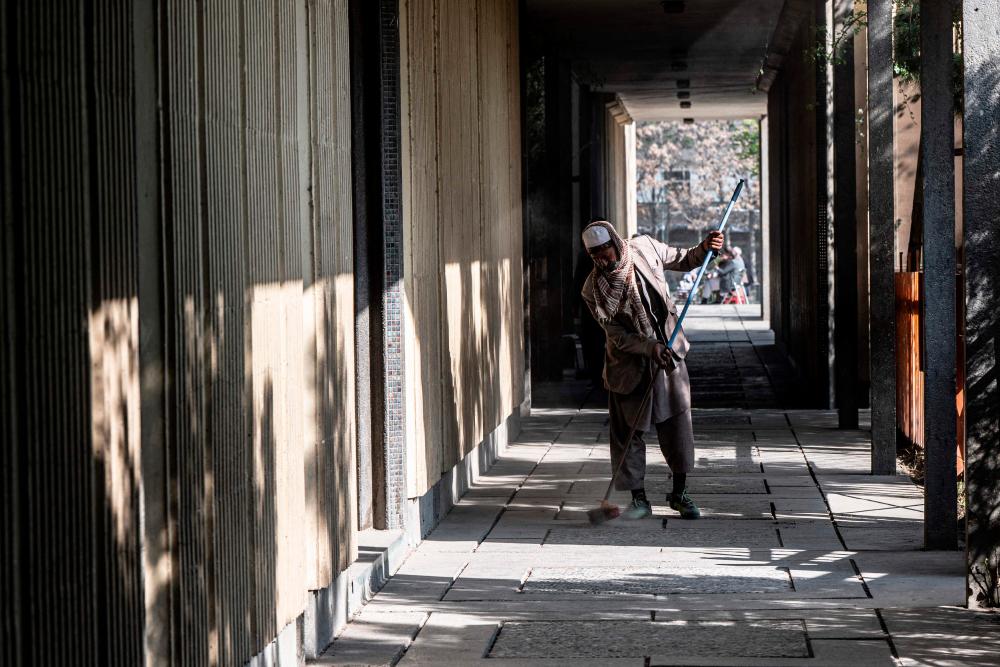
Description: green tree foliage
xmin=636 ymin=119 xmax=760 ymax=225
xmin=733 ymin=120 xmax=761 ymax=169
xmin=892 ymin=0 xmax=964 ymax=110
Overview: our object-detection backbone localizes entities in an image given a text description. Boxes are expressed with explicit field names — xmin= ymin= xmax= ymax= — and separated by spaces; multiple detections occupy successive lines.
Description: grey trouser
xmin=609 ymin=386 xmax=695 ymax=491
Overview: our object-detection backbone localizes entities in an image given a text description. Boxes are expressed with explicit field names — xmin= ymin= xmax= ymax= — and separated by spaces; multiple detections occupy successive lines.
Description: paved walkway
xmin=682 ymin=305 xmax=805 ymax=409
xmin=318 ymin=309 xmax=996 ymax=666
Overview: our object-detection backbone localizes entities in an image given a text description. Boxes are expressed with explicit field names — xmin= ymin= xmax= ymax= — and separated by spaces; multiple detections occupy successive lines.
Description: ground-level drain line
xmin=481 ymin=622 xmax=504 ymax=658
xmin=389 ymin=612 xmax=431 ymax=667
xmin=438 ymin=561 xmax=471 ymax=602
xmin=849 ymin=558 xmax=875 ymax=599
xmin=874 ymin=608 xmax=902 ymax=660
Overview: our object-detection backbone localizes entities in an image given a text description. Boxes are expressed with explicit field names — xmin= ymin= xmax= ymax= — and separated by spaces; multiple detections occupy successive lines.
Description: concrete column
xmin=817 ymin=0 xmax=834 ymax=409
xmin=760 ymin=115 xmax=771 ymax=323
xmin=524 ymin=54 xmax=574 ymax=382
xmin=832 ymin=0 xmax=859 ymax=429
xmin=962 ymin=1 xmax=1000 ymax=603
xmin=920 ymin=0 xmax=957 ymax=550
xmin=624 ymin=121 xmax=638 ymax=237
xmin=589 ymin=93 xmax=613 ymax=219
xmin=605 ymin=98 xmax=634 ymax=239
xmin=866 ymin=0 xmax=897 ymax=473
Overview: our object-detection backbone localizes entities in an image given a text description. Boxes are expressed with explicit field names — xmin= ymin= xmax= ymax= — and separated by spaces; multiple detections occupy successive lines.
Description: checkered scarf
xmin=584 ymin=221 xmax=654 ymax=339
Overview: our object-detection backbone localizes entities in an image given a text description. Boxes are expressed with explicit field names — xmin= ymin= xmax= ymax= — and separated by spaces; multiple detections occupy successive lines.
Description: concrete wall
xmin=155 ymin=1 xmax=359 ymax=660
xmin=605 ymin=99 xmax=638 ymax=238
xmin=400 ymin=0 xmax=525 ymax=500
xmin=2 ymin=0 xmax=529 ymax=661
xmin=855 ymin=25 xmax=871 ymax=404
xmin=2 ymin=1 xmax=357 ymax=664
xmin=1 ymin=5 xmax=146 ymax=664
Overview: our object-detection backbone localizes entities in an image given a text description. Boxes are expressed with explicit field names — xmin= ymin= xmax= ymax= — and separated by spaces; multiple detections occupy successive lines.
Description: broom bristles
xmin=586 ymin=499 xmax=621 ymax=525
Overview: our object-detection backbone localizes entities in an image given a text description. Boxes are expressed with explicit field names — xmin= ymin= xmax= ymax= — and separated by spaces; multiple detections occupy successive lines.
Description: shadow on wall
xmin=302 ymin=274 xmax=357 ymax=588
xmin=963 ymin=54 xmax=1000 ymax=608
xmin=92 ymin=299 xmax=145 ymax=666
xmin=438 ymin=246 xmax=520 ymax=479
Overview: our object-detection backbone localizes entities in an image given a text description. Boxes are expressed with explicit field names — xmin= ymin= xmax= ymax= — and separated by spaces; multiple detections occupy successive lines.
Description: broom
xmin=587 ymin=179 xmax=745 ymax=525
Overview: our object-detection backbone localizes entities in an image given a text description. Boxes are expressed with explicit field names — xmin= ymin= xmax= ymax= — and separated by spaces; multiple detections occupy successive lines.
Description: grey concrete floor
xmin=316 ymin=308 xmax=994 ymax=666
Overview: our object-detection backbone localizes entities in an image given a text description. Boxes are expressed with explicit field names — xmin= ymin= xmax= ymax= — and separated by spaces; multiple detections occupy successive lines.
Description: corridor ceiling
xmin=525 ymin=0 xmax=803 ymax=121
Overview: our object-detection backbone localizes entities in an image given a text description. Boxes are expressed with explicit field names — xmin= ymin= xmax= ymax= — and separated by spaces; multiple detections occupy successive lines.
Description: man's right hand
xmin=651 ymin=342 xmax=674 ymax=369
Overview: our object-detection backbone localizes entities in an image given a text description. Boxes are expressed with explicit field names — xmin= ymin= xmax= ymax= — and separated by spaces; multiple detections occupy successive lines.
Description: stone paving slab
xmin=558 ymin=496 xmax=775 ymax=521
xmin=658 ymin=496 xmax=773 ymax=520
xmin=853 ymin=551 xmax=965 ymax=606
xmin=647 ymin=640 xmax=896 ymax=667
xmin=545 ymin=519 xmax=782 ymax=548
xmin=766 ymin=475 xmax=818 ymax=487
xmin=317 ymin=342 xmax=969 ymax=666
xmin=767 ymin=485 xmax=825 ymax=498
xmin=489 ymin=619 xmax=810 ymax=660
xmin=773 ymin=498 xmax=831 ymax=520
xmin=313 ymin=611 xmax=427 ymax=666
xmin=838 ymin=522 xmax=925 ymax=551
xmin=397 ymin=612 xmax=646 ymax=666
xmin=520 ymin=564 xmax=792 ymax=597
xmin=883 ymin=607 xmax=1000 ymax=666
xmin=650 ymin=476 xmax=769 ymax=495
xmin=775 ymin=520 xmax=845 ymax=550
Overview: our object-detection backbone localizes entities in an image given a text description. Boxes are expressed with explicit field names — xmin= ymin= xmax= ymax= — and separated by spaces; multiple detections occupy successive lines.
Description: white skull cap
xmin=582 ymin=225 xmax=612 ymax=249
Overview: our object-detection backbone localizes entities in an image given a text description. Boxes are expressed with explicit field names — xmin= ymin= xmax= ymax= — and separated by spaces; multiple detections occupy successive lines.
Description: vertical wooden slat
xmin=12 ymin=2 xmax=99 ymax=664
xmin=306 ymin=0 xmax=357 ymax=587
xmin=245 ymin=0 xmax=279 ymax=647
xmin=161 ymin=1 xmax=212 ymax=663
xmin=308 ymin=0 xmax=333 ymax=590
xmin=439 ymin=0 xmax=483 ymax=468
xmin=478 ymin=0 xmax=503 ymax=432
xmin=3 ymin=1 xmax=148 ymax=664
xmin=201 ymin=0 xmax=252 ymax=662
xmin=403 ymin=0 xmax=445 ymax=493
xmin=333 ymin=0 xmax=358 ymax=576
xmin=5 ymin=0 xmax=360 ymax=663
xmin=89 ymin=1 xmax=145 ymax=662
xmin=0 ymin=3 xmax=20 ymax=653
xmin=507 ymin=0 xmax=524 ymax=411
xmin=401 ymin=0 xmax=523 ymax=497
xmin=896 ymin=272 xmax=924 ymax=449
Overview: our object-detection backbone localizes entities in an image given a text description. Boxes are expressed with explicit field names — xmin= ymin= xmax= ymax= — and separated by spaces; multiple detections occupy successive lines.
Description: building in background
xmin=636 ymin=120 xmax=763 ymax=302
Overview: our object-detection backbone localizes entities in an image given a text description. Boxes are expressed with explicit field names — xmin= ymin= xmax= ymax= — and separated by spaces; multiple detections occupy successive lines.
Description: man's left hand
xmin=702 ymin=231 xmax=724 ymax=253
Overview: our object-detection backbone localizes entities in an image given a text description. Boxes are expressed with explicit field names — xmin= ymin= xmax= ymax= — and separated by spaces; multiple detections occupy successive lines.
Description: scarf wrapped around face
xmin=584 ymin=221 xmax=655 ymax=339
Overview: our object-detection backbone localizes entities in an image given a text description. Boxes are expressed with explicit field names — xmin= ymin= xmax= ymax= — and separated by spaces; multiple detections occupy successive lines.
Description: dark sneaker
xmin=622 ymin=497 xmax=653 ymax=520
xmin=668 ymin=491 xmax=701 ymax=520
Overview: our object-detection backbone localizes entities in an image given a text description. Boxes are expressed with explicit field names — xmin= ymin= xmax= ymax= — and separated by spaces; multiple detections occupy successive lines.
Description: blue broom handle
xmin=666 ymin=179 xmax=745 ymax=350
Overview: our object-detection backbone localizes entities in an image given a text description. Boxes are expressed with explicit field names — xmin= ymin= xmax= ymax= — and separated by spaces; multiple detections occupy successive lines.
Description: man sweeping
xmin=581 ymin=220 xmax=724 ymax=520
